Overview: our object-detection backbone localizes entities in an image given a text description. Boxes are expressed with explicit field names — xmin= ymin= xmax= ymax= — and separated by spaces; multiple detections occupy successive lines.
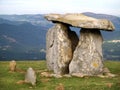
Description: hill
xmin=0 ymin=13 xmax=120 ymax=60
xmin=0 ymin=19 xmax=48 ymax=60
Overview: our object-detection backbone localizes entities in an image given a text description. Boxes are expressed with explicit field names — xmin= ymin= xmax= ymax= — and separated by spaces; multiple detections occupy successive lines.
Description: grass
xmin=0 ymin=60 xmax=120 ymax=90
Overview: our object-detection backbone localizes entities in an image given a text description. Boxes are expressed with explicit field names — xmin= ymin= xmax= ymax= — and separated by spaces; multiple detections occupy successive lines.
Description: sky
xmin=0 ymin=0 xmax=120 ymax=15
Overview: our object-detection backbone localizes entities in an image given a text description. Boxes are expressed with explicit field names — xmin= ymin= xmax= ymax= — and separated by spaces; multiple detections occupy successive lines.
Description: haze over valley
xmin=0 ymin=12 xmax=120 ymax=60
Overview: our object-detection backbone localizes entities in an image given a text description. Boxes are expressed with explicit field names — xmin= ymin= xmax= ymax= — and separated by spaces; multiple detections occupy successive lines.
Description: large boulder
xmin=46 ymin=23 xmax=78 ymax=74
xmin=45 ymin=13 xmax=115 ymax=30
xmin=69 ymin=29 xmax=103 ymax=76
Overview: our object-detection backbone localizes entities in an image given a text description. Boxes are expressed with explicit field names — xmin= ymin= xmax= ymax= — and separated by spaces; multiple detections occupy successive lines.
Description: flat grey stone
xmin=45 ymin=13 xmax=115 ymax=30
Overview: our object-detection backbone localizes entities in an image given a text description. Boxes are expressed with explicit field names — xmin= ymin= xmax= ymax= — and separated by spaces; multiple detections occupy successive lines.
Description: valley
xmin=0 ymin=12 xmax=120 ymax=60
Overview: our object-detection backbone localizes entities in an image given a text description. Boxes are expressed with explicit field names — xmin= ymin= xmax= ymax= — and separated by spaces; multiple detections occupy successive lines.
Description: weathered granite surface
xmin=69 ymin=29 xmax=103 ymax=76
xmin=45 ymin=13 xmax=115 ymax=30
xmin=45 ymin=13 xmax=115 ymax=76
xmin=25 ymin=67 xmax=36 ymax=85
xmin=46 ymin=23 xmax=78 ymax=74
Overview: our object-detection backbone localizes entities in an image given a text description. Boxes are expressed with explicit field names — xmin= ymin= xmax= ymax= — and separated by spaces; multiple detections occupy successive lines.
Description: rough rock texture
xmin=9 ymin=60 xmax=16 ymax=72
xmin=69 ymin=29 xmax=104 ymax=76
xmin=46 ymin=23 xmax=78 ymax=74
xmin=45 ymin=13 xmax=115 ymax=30
xmin=25 ymin=67 xmax=36 ymax=86
xmin=45 ymin=13 xmax=115 ymax=76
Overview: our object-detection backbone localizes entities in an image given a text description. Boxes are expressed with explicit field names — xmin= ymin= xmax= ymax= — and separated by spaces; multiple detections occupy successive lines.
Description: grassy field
xmin=0 ymin=60 xmax=120 ymax=90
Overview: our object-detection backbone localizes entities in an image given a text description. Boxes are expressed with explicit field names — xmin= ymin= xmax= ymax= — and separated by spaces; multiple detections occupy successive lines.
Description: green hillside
xmin=103 ymin=41 xmax=120 ymax=60
xmin=0 ymin=60 xmax=120 ymax=90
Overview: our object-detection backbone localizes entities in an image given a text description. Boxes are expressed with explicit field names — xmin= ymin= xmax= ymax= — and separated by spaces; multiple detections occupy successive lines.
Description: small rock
xmin=29 ymin=86 xmax=33 ymax=89
xmin=71 ymin=73 xmax=84 ymax=77
xmin=9 ymin=60 xmax=16 ymax=72
xmin=16 ymin=80 xmax=25 ymax=84
xmin=25 ymin=67 xmax=36 ymax=86
xmin=103 ymin=67 xmax=116 ymax=78
xmin=41 ymin=72 xmax=52 ymax=77
xmin=51 ymin=74 xmax=62 ymax=78
xmin=16 ymin=68 xmax=26 ymax=74
xmin=106 ymin=73 xmax=116 ymax=78
xmin=55 ymin=83 xmax=64 ymax=90
xmin=41 ymin=78 xmax=50 ymax=83
xmin=97 ymin=73 xmax=116 ymax=78
xmin=63 ymin=74 xmax=71 ymax=78
xmin=106 ymin=83 xmax=113 ymax=88
xmin=97 ymin=74 xmax=106 ymax=78
xmin=103 ymin=67 xmax=110 ymax=74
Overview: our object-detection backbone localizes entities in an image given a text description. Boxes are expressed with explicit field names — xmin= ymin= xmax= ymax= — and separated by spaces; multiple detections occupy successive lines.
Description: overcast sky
xmin=0 ymin=0 xmax=120 ymax=15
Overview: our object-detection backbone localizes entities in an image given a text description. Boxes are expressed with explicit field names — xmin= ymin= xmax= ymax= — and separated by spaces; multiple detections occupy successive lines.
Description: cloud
xmin=0 ymin=0 xmax=119 ymax=15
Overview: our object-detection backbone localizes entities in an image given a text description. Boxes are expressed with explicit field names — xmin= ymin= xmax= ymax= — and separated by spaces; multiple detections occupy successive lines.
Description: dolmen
xmin=45 ymin=13 xmax=115 ymax=76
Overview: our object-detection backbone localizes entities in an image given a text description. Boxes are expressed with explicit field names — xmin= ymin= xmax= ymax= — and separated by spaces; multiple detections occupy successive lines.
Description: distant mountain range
xmin=0 ymin=15 xmax=50 ymax=60
xmin=0 ymin=12 xmax=120 ymax=60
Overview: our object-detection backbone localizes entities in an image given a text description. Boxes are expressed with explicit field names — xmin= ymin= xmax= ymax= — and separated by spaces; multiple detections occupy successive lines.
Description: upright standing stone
xmin=46 ymin=26 xmax=55 ymax=71
xmin=25 ymin=67 xmax=36 ymax=86
xmin=46 ymin=23 xmax=79 ymax=73
xmin=69 ymin=29 xmax=103 ymax=76
xmin=9 ymin=60 xmax=16 ymax=72
xmin=46 ymin=23 xmax=74 ymax=74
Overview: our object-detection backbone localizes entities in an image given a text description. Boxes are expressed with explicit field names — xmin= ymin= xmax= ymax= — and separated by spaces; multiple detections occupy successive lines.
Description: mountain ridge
xmin=0 ymin=12 xmax=120 ymax=60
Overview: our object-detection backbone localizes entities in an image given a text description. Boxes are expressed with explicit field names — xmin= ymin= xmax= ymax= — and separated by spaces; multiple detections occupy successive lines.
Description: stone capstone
xmin=45 ymin=13 xmax=115 ymax=30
